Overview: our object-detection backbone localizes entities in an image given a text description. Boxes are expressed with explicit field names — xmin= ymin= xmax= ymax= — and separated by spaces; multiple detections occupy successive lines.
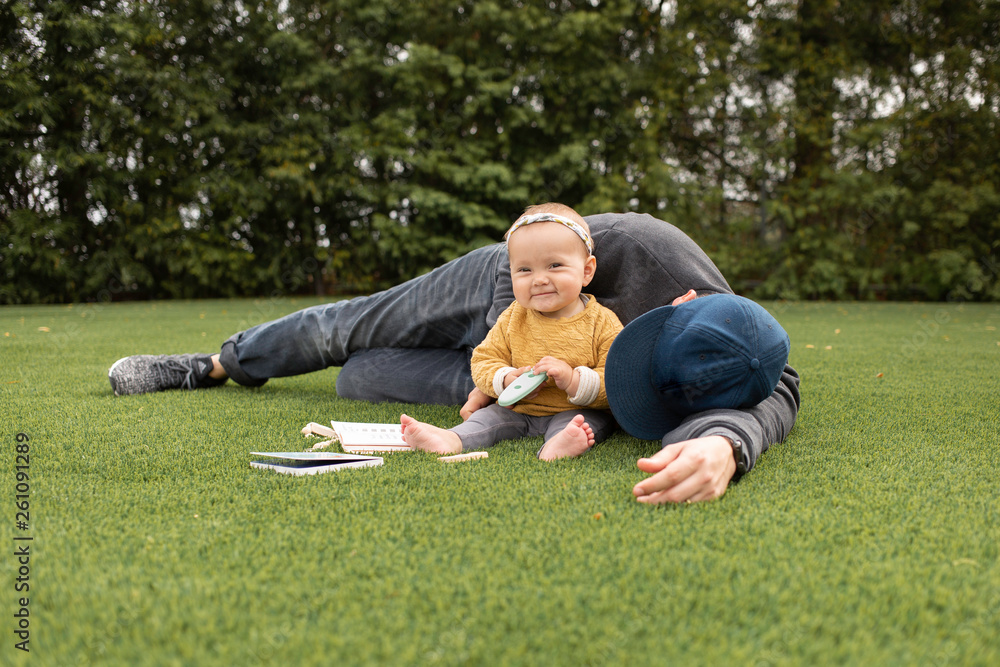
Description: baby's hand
xmin=499 ymin=366 xmax=542 ymax=405
xmin=532 ymin=356 xmax=578 ymax=395
xmin=502 ymin=366 xmax=534 ymax=389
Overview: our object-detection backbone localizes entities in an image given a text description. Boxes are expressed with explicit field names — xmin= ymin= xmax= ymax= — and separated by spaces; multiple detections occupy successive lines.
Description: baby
xmin=401 ymin=203 xmax=623 ymax=460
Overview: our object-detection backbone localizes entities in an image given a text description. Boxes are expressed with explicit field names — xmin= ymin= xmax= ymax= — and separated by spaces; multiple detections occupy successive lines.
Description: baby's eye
xmin=549 ymin=263 xmax=563 ymax=269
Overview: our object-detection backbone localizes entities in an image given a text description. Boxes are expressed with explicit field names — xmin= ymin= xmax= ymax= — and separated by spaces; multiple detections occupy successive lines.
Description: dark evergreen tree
xmin=2 ymin=0 xmax=998 ymax=303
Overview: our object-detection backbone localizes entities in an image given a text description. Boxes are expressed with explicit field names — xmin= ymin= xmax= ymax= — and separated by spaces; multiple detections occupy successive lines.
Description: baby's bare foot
xmin=538 ymin=414 xmax=595 ymax=461
xmin=400 ymin=414 xmax=463 ymax=454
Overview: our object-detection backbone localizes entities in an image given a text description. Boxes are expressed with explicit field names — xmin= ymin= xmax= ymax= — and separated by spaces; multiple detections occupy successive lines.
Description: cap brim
xmin=605 ymin=306 xmax=686 ymax=440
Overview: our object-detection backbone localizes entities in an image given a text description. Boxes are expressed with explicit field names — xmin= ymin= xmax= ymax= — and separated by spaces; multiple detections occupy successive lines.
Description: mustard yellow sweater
xmin=470 ymin=296 xmax=624 ymax=416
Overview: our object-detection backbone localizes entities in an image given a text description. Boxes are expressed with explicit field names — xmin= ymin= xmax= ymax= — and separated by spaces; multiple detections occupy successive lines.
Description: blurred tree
xmin=1 ymin=0 xmax=998 ymax=303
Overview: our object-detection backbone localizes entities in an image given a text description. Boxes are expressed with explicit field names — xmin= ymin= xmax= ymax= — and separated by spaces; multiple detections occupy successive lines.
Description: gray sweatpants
xmin=451 ymin=404 xmax=617 ymax=456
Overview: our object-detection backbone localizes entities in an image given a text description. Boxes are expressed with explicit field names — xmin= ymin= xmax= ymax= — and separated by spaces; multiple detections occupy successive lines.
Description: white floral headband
xmin=504 ymin=213 xmax=594 ymax=255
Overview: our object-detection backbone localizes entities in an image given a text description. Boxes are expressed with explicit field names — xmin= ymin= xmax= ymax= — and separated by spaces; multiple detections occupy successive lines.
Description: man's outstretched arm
xmin=632 ymin=365 xmax=801 ymax=503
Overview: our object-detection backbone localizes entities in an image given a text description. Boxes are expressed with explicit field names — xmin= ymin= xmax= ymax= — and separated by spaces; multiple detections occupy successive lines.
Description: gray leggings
xmin=452 ymin=404 xmax=617 ymax=456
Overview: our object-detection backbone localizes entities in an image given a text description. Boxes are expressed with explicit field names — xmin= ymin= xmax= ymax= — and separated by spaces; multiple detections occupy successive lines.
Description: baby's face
xmin=507 ymin=222 xmax=596 ymax=319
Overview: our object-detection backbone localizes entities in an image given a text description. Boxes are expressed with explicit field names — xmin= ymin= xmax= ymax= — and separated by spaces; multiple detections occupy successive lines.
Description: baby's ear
xmin=582 ymin=255 xmax=597 ymax=286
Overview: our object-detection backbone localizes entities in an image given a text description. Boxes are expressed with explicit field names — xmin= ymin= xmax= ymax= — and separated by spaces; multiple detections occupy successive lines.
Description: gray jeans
xmin=452 ymin=405 xmax=617 ymax=455
xmin=219 ymin=243 xmax=509 ymax=404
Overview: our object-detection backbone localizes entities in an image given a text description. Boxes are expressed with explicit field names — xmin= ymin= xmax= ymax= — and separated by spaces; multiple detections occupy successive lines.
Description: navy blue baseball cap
xmin=605 ymin=294 xmax=790 ymax=440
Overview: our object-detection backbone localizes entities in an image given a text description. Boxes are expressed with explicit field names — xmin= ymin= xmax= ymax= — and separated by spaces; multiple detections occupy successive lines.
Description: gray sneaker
xmin=108 ymin=354 xmax=226 ymax=396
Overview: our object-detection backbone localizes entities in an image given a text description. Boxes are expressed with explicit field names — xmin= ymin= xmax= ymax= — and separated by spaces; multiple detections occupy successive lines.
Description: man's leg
xmin=583 ymin=212 xmax=732 ymax=325
xmin=217 ymin=244 xmax=505 ymax=385
xmin=110 ymin=243 xmax=506 ymax=395
xmin=335 ymin=348 xmax=476 ymax=405
xmin=108 ymin=353 xmax=227 ymax=397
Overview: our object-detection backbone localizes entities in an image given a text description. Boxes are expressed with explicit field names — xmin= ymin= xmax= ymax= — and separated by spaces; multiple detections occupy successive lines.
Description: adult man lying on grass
xmin=108 ymin=212 xmax=801 ymax=504
xmin=604 ymin=291 xmax=792 ymax=504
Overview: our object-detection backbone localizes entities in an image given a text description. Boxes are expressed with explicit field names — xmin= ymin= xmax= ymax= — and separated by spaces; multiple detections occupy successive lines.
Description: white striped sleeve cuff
xmin=493 ymin=367 xmax=518 ymax=396
xmin=568 ymin=367 xmax=600 ymax=406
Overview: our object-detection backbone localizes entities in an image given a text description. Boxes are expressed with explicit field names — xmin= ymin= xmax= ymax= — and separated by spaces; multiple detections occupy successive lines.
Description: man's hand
xmin=632 ymin=436 xmax=737 ymax=504
xmin=460 ymin=387 xmax=494 ymax=421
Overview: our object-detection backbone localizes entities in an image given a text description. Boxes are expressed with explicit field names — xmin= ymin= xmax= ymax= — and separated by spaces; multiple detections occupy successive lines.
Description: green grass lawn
xmin=2 ymin=297 xmax=999 ymax=666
